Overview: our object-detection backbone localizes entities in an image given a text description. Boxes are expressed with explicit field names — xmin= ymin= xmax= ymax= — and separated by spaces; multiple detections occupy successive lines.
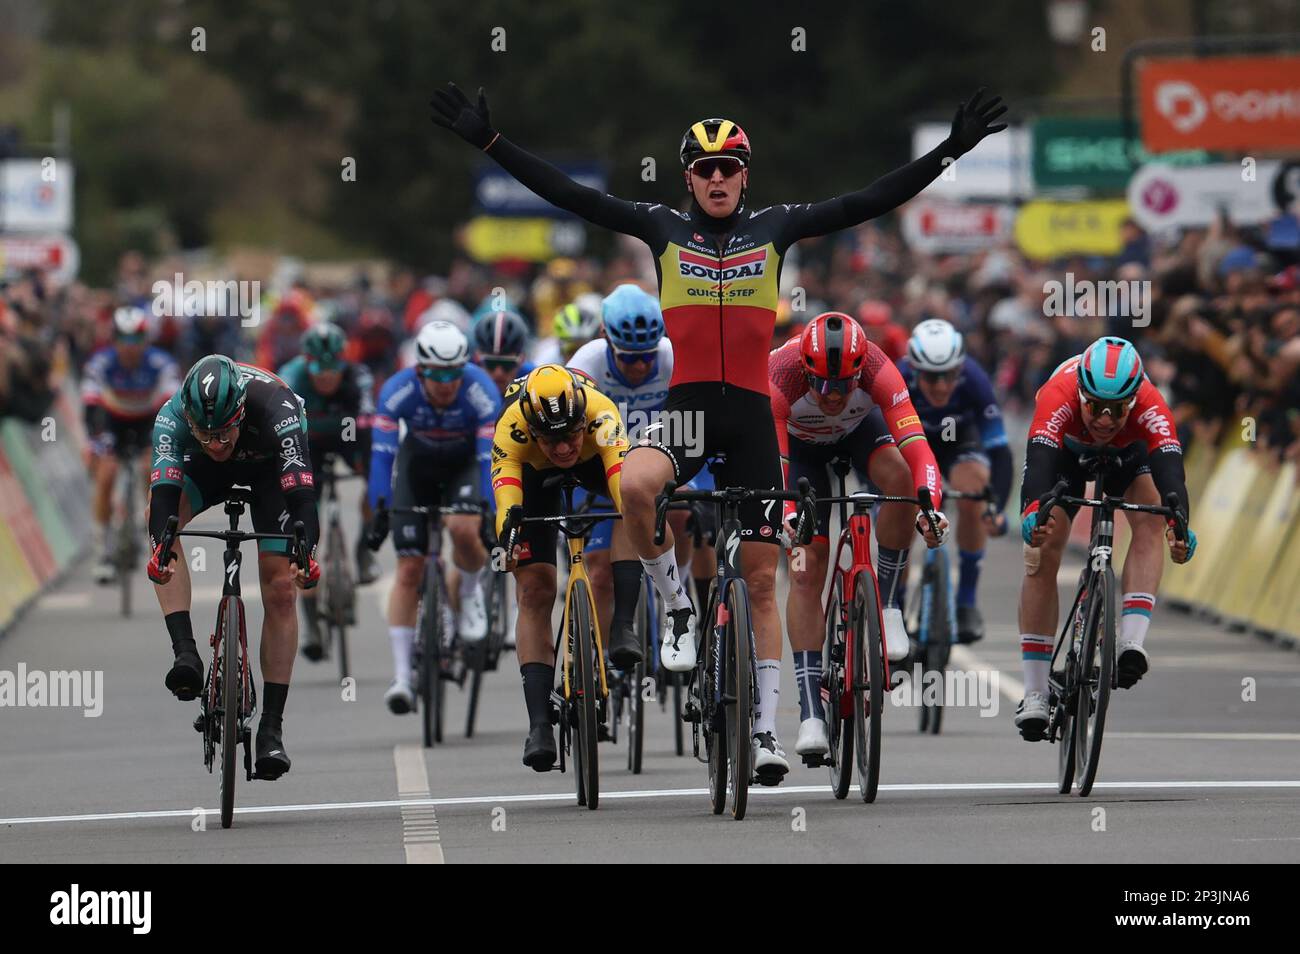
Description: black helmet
xmin=471 ymin=310 xmax=530 ymax=358
xmin=679 ymin=118 xmax=751 ymax=166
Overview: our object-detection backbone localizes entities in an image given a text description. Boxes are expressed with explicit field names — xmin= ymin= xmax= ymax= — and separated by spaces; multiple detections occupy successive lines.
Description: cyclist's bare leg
xmin=743 ymin=542 xmax=782 ymax=659
xmin=389 ymin=555 xmax=424 ymax=628
xmin=949 ymin=459 xmax=991 ymax=552
xmin=147 ymin=493 xmax=194 ymax=615
xmin=618 ymin=446 xmax=677 ymax=558
xmin=257 ymin=552 xmax=298 ymax=683
xmin=669 ymin=508 xmax=692 ymax=570
xmin=92 ymin=453 xmax=118 ymax=539
xmin=513 ymin=562 xmax=557 ymax=666
xmin=587 ymin=547 xmax=613 ymax=645
xmin=446 ymin=512 xmax=486 ymax=615
xmin=1120 ymin=473 xmax=1165 ymax=596
xmin=786 ymin=539 xmax=829 ymax=652
xmin=1018 ymin=508 xmax=1069 ymax=638
xmin=868 ymin=447 xmax=917 ymax=550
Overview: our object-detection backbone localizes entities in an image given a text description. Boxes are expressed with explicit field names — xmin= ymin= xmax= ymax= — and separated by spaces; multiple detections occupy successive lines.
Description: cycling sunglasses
xmin=116 ymin=332 xmax=147 ymax=346
xmin=482 ymin=355 xmax=522 ymax=373
xmin=1082 ymin=394 xmax=1135 ymax=419
xmin=418 ymin=366 xmax=464 ymax=383
xmin=919 ymin=369 xmax=959 ymax=385
xmin=807 ymin=372 xmax=857 ymax=396
xmin=689 ymin=156 xmax=745 ymax=179
xmin=307 ymin=358 xmax=342 ymax=375
xmin=192 ymin=423 xmax=239 ymax=446
xmin=613 ymin=348 xmax=657 ymax=365
xmin=533 ymin=426 xmax=584 ymax=446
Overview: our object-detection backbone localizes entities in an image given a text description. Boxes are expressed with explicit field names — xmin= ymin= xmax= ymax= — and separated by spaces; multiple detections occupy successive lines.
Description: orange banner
xmin=1140 ymin=55 xmax=1300 ymax=152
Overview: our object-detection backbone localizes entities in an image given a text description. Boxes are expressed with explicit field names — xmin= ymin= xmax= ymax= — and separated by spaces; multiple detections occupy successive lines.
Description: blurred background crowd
xmin=1 ymin=0 xmax=1298 ymax=462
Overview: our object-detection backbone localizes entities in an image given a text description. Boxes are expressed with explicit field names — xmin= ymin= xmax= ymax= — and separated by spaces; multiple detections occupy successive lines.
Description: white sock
xmin=94 ymin=522 xmax=109 ymax=552
xmin=677 ymin=561 xmax=693 ymax=603
xmin=389 ymin=626 xmax=415 ymax=684
xmin=458 ymin=565 xmax=484 ymax=601
xmin=754 ymin=659 xmax=781 ymax=736
xmin=1120 ymin=592 xmax=1155 ymax=648
xmin=1020 ymin=634 xmax=1053 ymax=696
xmin=641 ymin=550 xmax=690 ymax=612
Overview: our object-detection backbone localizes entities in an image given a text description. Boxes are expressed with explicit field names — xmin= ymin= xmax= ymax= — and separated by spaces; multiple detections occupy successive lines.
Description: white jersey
xmin=785 ymin=388 xmax=876 ymax=445
xmin=567 ymin=338 xmax=673 ymax=440
xmin=530 ymin=337 xmax=563 ymax=367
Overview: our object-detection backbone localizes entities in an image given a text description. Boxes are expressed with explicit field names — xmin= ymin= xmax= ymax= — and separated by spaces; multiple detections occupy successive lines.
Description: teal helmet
xmin=180 ymin=354 xmax=248 ymax=430
xmin=1077 ymin=337 xmax=1143 ymax=402
xmin=602 ymin=285 xmax=664 ymax=351
xmin=301 ymin=321 xmax=347 ymax=369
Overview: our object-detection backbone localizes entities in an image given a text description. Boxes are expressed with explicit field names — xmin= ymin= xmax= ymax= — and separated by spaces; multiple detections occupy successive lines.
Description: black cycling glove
xmin=365 ymin=508 xmax=389 ymax=552
xmin=429 ymin=82 xmax=496 ymax=150
xmin=948 ymin=87 xmax=1008 ymax=154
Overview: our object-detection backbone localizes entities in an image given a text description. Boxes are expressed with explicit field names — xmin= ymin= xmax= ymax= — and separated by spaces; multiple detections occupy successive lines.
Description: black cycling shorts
xmin=181 ymin=455 xmax=297 ymax=555
xmin=308 ymin=432 xmax=365 ymax=497
xmin=107 ymin=417 xmax=154 ymax=457
xmin=930 ymin=419 xmax=989 ymax=476
xmin=787 ymin=407 xmax=895 ymax=540
xmin=391 ymin=441 xmax=481 ymax=557
xmin=1019 ymin=443 xmax=1151 ymax=523
xmin=514 ymin=455 xmax=611 ymax=569
xmin=638 ymin=383 xmax=784 ymax=545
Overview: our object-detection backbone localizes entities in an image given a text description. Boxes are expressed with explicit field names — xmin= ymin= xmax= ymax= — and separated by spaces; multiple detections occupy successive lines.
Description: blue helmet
xmin=602 ymin=284 xmax=664 ymax=352
xmin=1077 ymin=337 xmax=1144 ymax=402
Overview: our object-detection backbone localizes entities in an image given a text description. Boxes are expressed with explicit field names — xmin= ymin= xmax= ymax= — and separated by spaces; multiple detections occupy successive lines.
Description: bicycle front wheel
xmin=852 ymin=572 xmax=884 ymax=803
xmin=569 ymin=580 xmax=600 ymax=810
xmin=628 ymin=583 xmax=649 ymax=774
xmin=217 ymin=596 xmax=241 ymax=829
xmin=725 ymin=581 xmax=753 ymax=821
xmin=922 ymin=551 xmax=952 ymax=736
xmin=1075 ymin=567 xmax=1116 ymax=796
xmin=825 ymin=571 xmax=852 ymax=800
xmin=418 ymin=560 xmax=443 ymax=749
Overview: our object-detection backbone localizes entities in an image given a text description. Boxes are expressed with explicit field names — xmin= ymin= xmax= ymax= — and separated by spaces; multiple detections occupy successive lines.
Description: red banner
xmin=1140 ymin=55 xmax=1300 ymax=152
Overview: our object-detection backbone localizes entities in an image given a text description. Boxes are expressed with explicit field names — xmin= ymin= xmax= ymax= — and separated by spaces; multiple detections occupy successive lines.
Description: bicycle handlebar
xmin=1038 ymin=480 xmax=1187 ymax=542
xmin=653 ymin=477 xmax=816 ymax=547
xmin=158 ymin=517 xmax=309 ymax=567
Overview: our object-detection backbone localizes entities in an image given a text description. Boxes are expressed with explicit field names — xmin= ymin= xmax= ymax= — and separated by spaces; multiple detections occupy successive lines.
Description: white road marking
xmin=4 ymin=779 xmax=1299 ymax=827
xmin=951 ymin=645 xmax=1023 ymax=702
xmin=393 ymin=743 xmax=443 ymax=864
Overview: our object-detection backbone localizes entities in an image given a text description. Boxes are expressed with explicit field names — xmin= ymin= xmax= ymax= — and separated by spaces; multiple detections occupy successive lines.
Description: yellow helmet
xmin=519 ymin=364 xmax=588 ymax=436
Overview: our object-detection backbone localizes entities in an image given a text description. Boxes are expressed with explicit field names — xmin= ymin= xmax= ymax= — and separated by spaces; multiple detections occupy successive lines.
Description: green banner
xmin=1033 ymin=117 xmax=1212 ymax=191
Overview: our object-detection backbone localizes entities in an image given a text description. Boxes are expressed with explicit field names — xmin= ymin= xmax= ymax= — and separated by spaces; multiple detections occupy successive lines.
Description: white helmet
xmin=114 ymin=306 xmax=149 ymax=337
xmin=416 ymin=298 xmax=471 ymax=332
xmin=414 ymin=320 xmax=469 ymax=368
xmin=907 ymin=319 xmax=965 ymax=373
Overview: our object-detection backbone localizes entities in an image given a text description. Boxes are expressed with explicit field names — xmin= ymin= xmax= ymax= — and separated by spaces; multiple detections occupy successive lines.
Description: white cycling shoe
xmin=1015 ymin=690 xmax=1050 ymax=741
xmin=93 ymin=555 xmax=115 ymax=585
xmin=882 ymin=607 xmax=911 ymax=662
xmin=458 ymin=586 xmax=488 ymax=643
xmin=660 ymin=606 xmax=697 ymax=672
xmin=752 ymin=731 xmax=790 ymax=783
xmin=385 ymin=679 xmax=415 ymax=715
xmin=795 ymin=717 xmax=830 ymax=758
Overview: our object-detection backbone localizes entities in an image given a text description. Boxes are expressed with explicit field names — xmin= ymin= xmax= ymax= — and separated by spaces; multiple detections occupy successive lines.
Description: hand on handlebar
xmin=1168 ymin=523 xmax=1197 ymax=564
xmin=293 ymin=556 xmax=321 ymax=590
xmin=916 ymin=509 xmax=950 ymax=548
xmin=365 ymin=502 xmax=390 ymax=551
xmin=147 ymin=539 xmax=175 ymax=585
xmin=983 ymin=509 xmax=1008 ymax=537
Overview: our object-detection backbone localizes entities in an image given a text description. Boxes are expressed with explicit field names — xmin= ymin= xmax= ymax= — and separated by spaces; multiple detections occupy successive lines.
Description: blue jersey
xmin=368 ymin=364 xmax=502 ymax=509
xmin=81 ymin=346 xmax=180 ymax=422
xmin=897 ymin=355 xmax=1007 ymax=451
xmin=566 ymin=338 xmax=673 ymax=441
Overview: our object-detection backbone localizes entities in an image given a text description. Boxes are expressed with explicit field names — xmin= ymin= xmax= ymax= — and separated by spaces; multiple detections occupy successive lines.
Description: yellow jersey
xmin=490 ymin=380 xmax=629 ymax=537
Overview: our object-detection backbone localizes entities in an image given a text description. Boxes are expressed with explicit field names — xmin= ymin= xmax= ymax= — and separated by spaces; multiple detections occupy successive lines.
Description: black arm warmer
xmin=988 ymin=443 xmax=1014 ymax=514
xmin=148 ymin=483 xmax=182 ymax=549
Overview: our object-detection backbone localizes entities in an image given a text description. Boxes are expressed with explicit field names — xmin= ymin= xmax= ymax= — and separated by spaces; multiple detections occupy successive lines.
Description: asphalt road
xmin=2 ymin=481 xmax=1299 ymax=864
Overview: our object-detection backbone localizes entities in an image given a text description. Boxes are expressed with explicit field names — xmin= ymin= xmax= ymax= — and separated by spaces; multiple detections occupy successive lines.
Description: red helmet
xmin=800 ymin=312 xmax=867 ymax=393
xmin=680 ymin=118 xmax=751 ymax=166
xmin=857 ymin=300 xmax=893 ymax=327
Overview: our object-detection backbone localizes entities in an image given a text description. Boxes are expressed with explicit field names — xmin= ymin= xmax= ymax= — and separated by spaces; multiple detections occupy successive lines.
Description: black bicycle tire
xmin=218 ymin=596 xmax=241 ymax=830
xmin=118 ymin=466 xmax=135 ymax=618
xmin=852 ymin=572 xmax=884 ymax=804
xmin=703 ymin=584 xmax=727 ymax=815
xmin=727 ymin=581 xmax=753 ymax=821
xmin=825 ymin=572 xmax=852 ymax=800
xmin=570 ymin=579 xmax=600 ymax=810
xmin=629 ymin=583 xmax=649 ymax=774
xmin=1076 ymin=566 xmax=1116 ymax=796
xmin=419 ymin=558 xmax=441 ymax=749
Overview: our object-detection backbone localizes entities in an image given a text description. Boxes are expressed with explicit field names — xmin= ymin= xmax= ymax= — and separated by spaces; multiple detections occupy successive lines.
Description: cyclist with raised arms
xmin=278 ymin=321 xmax=378 ymax=661
xmin=471 ymin=308 xmax=536 ymax=397
xmin=1015 ymin=337 xmax=1196 ymax=740
xmin=365 ymin=320 xmax=502 ymax=714
xmin=565 ymin=283 xmax=688 ymax=670
xmin=898 ymin=319 xmax=1012 ymax=644
xmin=771 ymin=311 xmax=948 ymax=765
xmin=431 ymin=80 xmax=1006 ymax=773
xmin=146 ymin=355 xmax=321 ymax=781
xmin=489 ymin=365 xmax=631 ymax=770
xmin=83 ymin=306 xmax=180 ymax=583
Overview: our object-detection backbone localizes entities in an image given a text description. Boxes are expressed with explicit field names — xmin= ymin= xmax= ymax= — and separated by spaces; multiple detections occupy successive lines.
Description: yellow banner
xmin=464 ymin=217 xmax=559 ymax=263
xmin=1014 ymin=200 xmax=1130 ymax=260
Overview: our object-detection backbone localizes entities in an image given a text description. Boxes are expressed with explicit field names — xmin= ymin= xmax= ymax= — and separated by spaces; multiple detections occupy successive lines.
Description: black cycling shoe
xmin=299 ymin=609 xmax=325 ymax=662
xmin=1116 ymin=645 xmax=1149 ymax=689
xmin=522 ymin=723 xmax=557 ymax=772
xmin=165 ymin=647 xmax=204 ymax=701
xmin=355 ymin=539 xmax=380 ymax=586
xmin=956 ymin=605 xmax=985 ymax=644
xmin=254 ymin=716 xmax=291 ymax=780
xmin=607 ymin=620 xmax=643 ymax=671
